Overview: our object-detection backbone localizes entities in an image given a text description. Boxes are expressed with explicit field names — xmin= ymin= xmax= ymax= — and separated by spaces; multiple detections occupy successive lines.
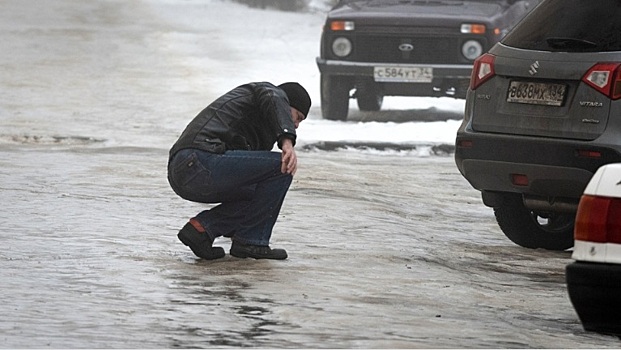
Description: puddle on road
xmin=302 ymin=140 xmax=455 ymax=155
xmin=0 ymin=134 xmax=105 ymax=146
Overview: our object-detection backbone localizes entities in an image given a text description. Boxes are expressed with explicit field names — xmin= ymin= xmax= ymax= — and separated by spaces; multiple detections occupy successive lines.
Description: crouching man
xmin=167 ymin=82 xmax=311 ymax=260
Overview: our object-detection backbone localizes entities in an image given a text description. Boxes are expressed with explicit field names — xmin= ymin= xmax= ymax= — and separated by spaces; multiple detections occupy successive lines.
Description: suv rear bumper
xmin=316 ymin=58 xmax=472 ymax=79
xmin=455 ymin=132 xmax=621 ymax=201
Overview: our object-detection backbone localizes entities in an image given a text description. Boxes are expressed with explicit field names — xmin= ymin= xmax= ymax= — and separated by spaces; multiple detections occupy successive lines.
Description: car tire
xmin=493 ymin=193 xmax=575 ymax=251
xmin=321 ymin=74 xmax=350 ymax=121
xmin=356 ymin=81 xmax=383 ymax=112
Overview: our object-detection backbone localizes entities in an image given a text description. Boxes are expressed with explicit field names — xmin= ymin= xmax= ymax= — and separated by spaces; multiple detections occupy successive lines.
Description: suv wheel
xmin=493 ymin=194 xmax=575 ymax=251
xmin=321 ymin=74 xmax=350 ymax=121
xmin=356 ymin=80 xmax=383 ymax=112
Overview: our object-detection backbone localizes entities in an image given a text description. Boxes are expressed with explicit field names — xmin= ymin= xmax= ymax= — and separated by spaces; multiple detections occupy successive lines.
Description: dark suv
xmin=455 ymin=0 xmax=621 ymax=251
xmin=316 ymin=0 xmax=539 ymax=120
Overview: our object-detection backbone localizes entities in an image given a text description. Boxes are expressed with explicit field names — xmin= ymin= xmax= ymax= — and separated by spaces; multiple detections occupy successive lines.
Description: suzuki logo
xmin=398 ymin=43 xmax=414 ymax=52
xmin=529 ymin=61 xmax=540 ymax=75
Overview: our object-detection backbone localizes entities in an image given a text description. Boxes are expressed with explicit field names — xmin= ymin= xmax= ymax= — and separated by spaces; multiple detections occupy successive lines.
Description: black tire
xmin=356 ymin=81 xmax=383 ymax=112
xmin=493 ymin=193 xmax=575 ymax=251
xmin=320 ymin=74 xmax=350 ymax=121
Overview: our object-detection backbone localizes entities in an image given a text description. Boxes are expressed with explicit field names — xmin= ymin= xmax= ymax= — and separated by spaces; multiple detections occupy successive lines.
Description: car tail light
xmin=456 ymin=139 xmax=473 ymax=148
xmin=576 ymin=149 xmax=602 ymax=159
xmin=511 ymin=174 xmax=529 ymax=186
xmin=574 ymin=194 xmax=621 ymax=244
xmin=582 ymin=63 xmax=621 ymax=100
xmin=470 ymin=53 xmax=495 ymax=90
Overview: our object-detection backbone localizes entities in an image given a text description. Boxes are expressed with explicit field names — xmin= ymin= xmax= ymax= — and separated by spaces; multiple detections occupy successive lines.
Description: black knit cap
xmin=278 ymin=82 xmax=312 ymax=118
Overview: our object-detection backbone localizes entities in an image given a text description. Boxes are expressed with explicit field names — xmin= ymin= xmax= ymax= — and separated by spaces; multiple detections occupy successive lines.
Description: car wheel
xmin=321 ymin=74 xmax=350 ymax=121
xmin=356 ymin=81 xmax=383 ymax=112
xmin=493 ymin=193 xmax=575 ymax=251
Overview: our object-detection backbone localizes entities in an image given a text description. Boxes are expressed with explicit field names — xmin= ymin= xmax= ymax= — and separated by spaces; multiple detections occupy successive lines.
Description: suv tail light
xmin=574 ymin=194 xmax=621 ymax=244
xmin=582 ymin=63 xmax=621 ymax=100
xmin=470 ymin=53 xmax=495 ymax=90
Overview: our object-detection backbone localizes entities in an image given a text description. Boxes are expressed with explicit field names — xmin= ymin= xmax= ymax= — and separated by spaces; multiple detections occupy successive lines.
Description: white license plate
xmin=373 ymin=66 xmax=433 ymax=83
xmin=507 ymin=81 xmax=566 ymax=106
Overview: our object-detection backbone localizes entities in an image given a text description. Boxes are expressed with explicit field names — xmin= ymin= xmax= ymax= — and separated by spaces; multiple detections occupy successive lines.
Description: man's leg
xmin=170 ymin=149 xmax=293 ymax=259
xmin=194 ymin=174 xmax=291 ymax=259
xmin=168 ymin=149 xmax=227 ymax=260
xmin=193 ymin=150 xmax=293 ymax=257
xmin=196 ymin=151 xmax=293 ymax=242
xmin=227 ymin=172 xmax=291 ymax=259
xmin=227 ymin=172 xmax=292 ymax=245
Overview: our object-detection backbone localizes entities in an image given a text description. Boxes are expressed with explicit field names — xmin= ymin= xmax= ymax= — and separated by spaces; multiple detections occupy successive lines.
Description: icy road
xmin=0 ymin=0 xmax=619 ymax=348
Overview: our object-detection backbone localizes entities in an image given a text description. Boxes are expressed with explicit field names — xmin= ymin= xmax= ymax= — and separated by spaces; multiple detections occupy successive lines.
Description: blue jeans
xmin=168 ymin=148 xmax=293 ymax=246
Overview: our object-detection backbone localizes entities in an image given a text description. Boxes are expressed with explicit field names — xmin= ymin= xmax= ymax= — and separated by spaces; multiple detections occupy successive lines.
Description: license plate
xmin=507 ymin=81 xmax=566 ymax=106
xmin=374 ymin=66 xmax=433 ymax=83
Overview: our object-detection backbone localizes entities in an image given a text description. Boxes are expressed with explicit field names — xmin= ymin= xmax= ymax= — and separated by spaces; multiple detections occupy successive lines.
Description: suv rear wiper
xmin=546 ymin=37 xmax=597 ymax=50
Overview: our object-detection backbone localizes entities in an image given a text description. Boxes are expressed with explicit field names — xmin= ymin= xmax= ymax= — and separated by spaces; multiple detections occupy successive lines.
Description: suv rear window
xmin=502 ymin=0 xmax=621 ymax=52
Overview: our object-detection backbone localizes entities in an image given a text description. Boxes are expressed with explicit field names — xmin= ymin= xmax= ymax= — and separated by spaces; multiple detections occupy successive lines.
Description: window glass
xmin=502 ymin=0 xmax=621 ymax=52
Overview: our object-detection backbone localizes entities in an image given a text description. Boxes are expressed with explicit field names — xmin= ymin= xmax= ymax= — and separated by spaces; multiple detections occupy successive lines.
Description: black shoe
xmin=230 ymin=241 xmax=288 ymax=260
xmin=177 ymin=221 xmax=225 ymax=260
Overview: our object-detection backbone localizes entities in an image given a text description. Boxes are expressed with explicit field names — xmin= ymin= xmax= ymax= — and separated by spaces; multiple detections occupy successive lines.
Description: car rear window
xmin=502 ymin=0 xmax=621 ymax=52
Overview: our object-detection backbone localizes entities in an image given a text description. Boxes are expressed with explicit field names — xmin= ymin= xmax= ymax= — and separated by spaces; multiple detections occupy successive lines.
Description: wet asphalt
xmin=2 ymin=0 xmax=621 ymax=348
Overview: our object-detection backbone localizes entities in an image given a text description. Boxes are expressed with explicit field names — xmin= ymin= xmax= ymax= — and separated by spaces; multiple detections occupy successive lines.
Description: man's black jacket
xmin=169 ymin=82 xmax=297 ymax=159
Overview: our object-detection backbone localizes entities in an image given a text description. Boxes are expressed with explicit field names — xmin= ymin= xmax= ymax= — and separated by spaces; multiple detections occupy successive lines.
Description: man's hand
xmin=280 ymin=138 xmax=297 ymax=175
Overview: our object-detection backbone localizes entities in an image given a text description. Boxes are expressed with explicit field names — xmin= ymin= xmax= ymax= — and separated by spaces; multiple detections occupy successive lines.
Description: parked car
xmin=566 ymin=163 xmax=621 ymax=336
xmin=454 ymin=0 xmax=621 ymax=251
xmin=316 ymin=0 xmax=540 ymax=121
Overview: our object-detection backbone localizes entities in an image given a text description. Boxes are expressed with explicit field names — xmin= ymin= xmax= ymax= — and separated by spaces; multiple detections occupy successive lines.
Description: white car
xmin=566 ymin=163 xmax=621 ymax=336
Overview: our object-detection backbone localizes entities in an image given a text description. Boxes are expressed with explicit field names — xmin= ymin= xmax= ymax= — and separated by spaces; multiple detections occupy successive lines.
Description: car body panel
xmin=582 ymin=163 xmax=621 ymax=197
xmin=454 ymin=0 xmax=621 ymax=251
xmin=470 ymin=46 xmax=613 ymax=140
xmin=317 ymin=0 xmax=539 ymax=119
xmin=455 ymin=0 xmax=621 ymax=211
xmin=455 ymin=126 xmax=621 ymax=200
xmin=567 ymin=162 xmax=621 ymax=336
xmin=328 ymin=1 xmax=509 ymax=22
xmin=572 ymin=163 xmax=621 ymax=264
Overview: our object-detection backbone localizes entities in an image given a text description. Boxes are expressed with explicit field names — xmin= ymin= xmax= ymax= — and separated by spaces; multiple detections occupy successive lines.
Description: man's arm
xmin=280 ymin=138 xmax=297 ymax=175
xmin=252 ymin=82 xmax=297 ymax=147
